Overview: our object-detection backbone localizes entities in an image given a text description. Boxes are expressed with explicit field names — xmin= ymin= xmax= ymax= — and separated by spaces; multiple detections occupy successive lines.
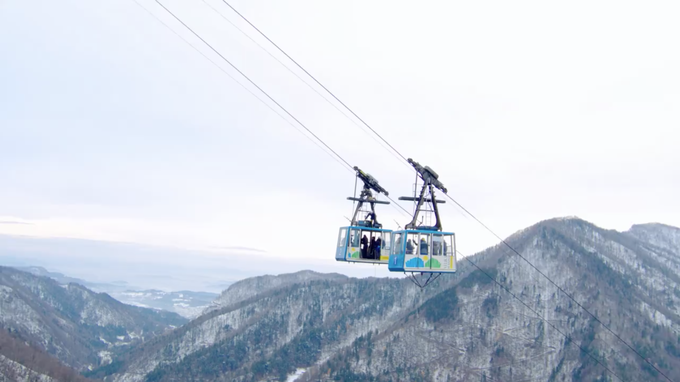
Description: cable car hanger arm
xmin=348 ymin=166 xmax=390 ymax=228
xmin=402 ymin=158 xmax=447 ymax=231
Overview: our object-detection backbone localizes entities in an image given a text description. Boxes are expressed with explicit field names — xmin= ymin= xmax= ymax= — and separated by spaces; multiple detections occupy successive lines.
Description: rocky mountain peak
xmin=205 ymin=269 xmax=348 ymax=314
xmin=627 ymin=222 xmax=680 ymax=254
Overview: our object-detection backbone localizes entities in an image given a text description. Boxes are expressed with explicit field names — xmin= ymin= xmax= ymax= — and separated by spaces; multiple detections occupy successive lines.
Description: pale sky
xmin=1 ymin=0 xmax=678 ymax=282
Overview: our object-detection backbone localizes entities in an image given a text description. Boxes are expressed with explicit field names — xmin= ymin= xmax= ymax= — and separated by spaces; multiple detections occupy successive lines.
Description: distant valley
xmin=108 ymin=290 xmax=218 ymax=319
xmin=0 ymin=265 xmax=187 ymax=377
xmin=14 ymin=266 xmax=220 ymax=319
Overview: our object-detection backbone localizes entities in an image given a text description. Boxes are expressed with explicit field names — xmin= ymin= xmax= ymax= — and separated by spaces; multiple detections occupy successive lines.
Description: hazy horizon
xmin=1 ymin=216 xmax=674 ymax=292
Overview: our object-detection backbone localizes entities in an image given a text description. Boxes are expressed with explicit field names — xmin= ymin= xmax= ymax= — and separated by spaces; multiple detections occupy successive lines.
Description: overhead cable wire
xmin=200 ymin=0 xmax=410 ymax=171
xmin=134 ymin=2 xmax=669 ymax=379
xmin=457 ymin=250 xmax=624 ymax=382
xmin=147 ymin=1 xmax=418 ymax=252
xmin=219 ymin=0 xmax=410 ymax=165
xmin=130 ymin=0 xmax=352 ymax=174
xmin=215 ymin=4 xmax=674 ymax=378
xmin=386 ymin=195 xmax=412 ymax=217
xmin=138 ymin=0 xmax=415 ymax=222
xmin=151 ymin=0 xmax=354 ymax=172
xmin=134 ymin=0 xmax=412 ymax=220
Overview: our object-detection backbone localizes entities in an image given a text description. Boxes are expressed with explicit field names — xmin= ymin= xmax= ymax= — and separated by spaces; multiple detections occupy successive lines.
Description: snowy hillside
xmin=0 ymin=267 xmax=187 ymax=371
xmin=0 ymin=328 xmax=92 ymax=382
xmin=89 ymin=217 xmax=680 ymax=382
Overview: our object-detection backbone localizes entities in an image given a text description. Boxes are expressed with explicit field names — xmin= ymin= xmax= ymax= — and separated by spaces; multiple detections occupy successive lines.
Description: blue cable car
xmin=335 ymin=226 xmax=393 ymax=264
xmin=389 ymin=159 xmax=456 ymax=286
xmin=389 ymin=229 xmax=456 ymax=272
xmin=336 ymin=167 xmax=393 ymax=265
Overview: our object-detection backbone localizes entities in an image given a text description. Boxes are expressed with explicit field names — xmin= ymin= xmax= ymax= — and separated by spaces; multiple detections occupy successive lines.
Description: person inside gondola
xmin=369 ymin=236 xmax=376 ymax=259
xmin=432 ymin=239 xmax=441 ymax=256
xmin=374 ymin=237 xmax=382 ymax=259
xmin=360 ymin=234 xmax=368 ymax=258
xmin=406 ymin=239 xmax=414 ymax=254
xmin=420 ymin=238 xmax=429 ymax=256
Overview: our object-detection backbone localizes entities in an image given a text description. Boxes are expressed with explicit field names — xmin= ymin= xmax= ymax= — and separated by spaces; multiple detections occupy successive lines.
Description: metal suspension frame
xmin=401 ymin=182 xmax=444 ymax=231
xmin=398 ymin=158 xmax=447 ymax=232
xmin=347 ymin=166 xmax=389 ymax=228
xmin=398 ymin=158 xmax=449 ymax=288
xmin=406 ymin=272 xmax=442 ymax=288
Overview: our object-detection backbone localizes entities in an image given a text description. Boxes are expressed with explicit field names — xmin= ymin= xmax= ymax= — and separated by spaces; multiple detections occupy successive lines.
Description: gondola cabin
xmin=388 ymin=229 xmax=456 ymax=273
xmin=335 ymin=166 xmax=393 ymax=265
xmin=336 ymin=226 xmax=392 ymax=264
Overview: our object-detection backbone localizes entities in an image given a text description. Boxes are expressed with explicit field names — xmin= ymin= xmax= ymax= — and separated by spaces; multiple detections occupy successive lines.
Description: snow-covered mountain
xmin=626 ymin=223 xmax=680 ymax=256
xmin=203 ymin=270 xmax=348 ymax=315
xmin=14 ymin=266 xmax=140 ymax=295
xmin=14 ymin=266 xmax=89 ymax=286
xmin=0 ymin=266 xmax=187 ymax=372
xmin=91 ymin=218 xmax=680 ymax=382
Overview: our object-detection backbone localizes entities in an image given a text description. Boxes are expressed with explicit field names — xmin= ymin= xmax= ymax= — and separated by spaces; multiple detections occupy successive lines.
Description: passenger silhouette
xmin=432 ymin=240 xmax=441 ymax=256
xmin=406 ymin=239 xmax=414 ymax=254
xmin=361 ymin=234 xmax=368 ymax=258
xmin=420 ymin=238 xmax=429 ymax=255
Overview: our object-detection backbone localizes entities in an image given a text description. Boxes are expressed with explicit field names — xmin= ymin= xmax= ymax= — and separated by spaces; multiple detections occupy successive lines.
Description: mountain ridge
xmin=95 ymin=217 xmax=680 ymax=382
xmin=204 ymin=270 xmax=349 ymax=315
xmin=4 ymin=217 xmax=680 ymax=381
xmin=0 ymin=266 xmax=188 ymax=372
xmin=10 ymin=265 xmax=220 ymax=319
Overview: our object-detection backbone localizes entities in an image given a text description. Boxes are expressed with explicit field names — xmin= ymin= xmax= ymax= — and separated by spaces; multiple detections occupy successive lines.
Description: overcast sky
xmin=1 ymin=0 xmax=678 ymax=281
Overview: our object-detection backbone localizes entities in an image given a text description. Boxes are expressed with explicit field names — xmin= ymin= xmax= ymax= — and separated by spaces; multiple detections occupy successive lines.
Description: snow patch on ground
xmin=0 ymin=354 xmax=54 ymax=382
xmin=640 ymin=301 xmax=673 ymax=327
xmin=99 ymin=351 xmax=113 ymax=365
xmin=285 ymin=368 xmax=306 ymax=382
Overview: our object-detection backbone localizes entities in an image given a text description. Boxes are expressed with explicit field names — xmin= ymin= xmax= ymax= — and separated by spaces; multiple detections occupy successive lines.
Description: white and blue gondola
xmin=388 ymin=159 xmax=457 ymax=276
xmin=336 ymin=225 xmax=392 ymax=264
xmin=336 ymin=166 xmax=393 ymax=265
xmin=388 ymin=229 xmax=456 ymax=272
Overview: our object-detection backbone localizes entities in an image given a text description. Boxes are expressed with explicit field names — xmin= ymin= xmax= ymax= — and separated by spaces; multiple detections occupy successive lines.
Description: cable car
xmin=389 ymin=159 xmax=456 ymax=286
xmin=336 ymin=167 xmax=393 ymax=265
